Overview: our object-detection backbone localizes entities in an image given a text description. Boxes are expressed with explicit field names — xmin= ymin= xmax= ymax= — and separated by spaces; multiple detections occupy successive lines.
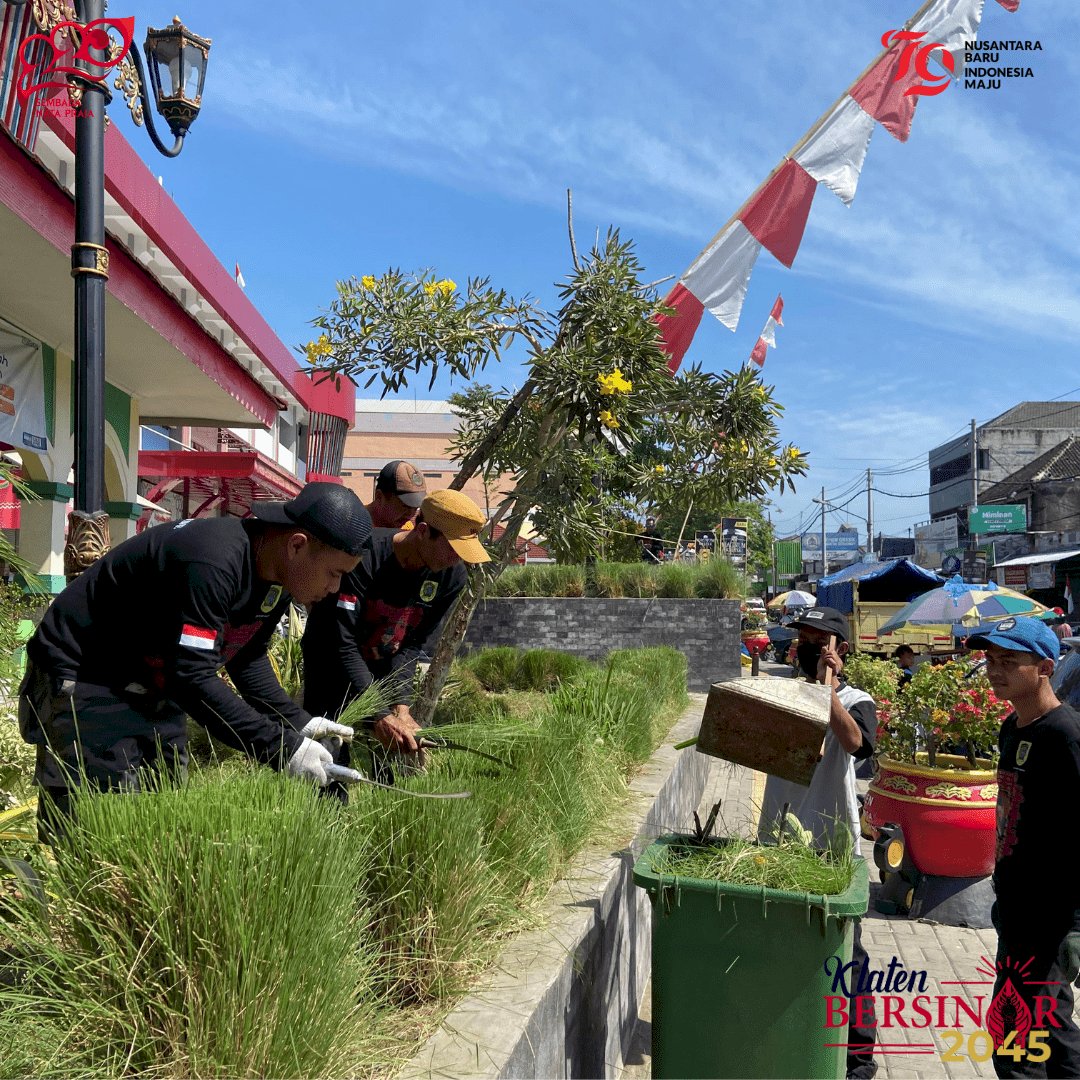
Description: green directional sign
xmin=969 ymin=504 xmax=1026 ymax=534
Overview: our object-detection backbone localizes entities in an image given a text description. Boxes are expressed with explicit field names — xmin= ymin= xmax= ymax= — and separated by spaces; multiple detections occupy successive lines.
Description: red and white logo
xmin=881 ymin=29 xmax=956 ymax=97
xmin=16 ymin=16 xmax=134 ymax=109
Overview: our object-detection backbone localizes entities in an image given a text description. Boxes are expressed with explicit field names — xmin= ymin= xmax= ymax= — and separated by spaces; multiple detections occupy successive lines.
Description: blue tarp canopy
xmin=817 ymin=558 xmax=943 ymax=614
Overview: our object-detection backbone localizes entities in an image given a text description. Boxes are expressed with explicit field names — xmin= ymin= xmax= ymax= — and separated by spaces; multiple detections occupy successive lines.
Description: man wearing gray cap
xmin=19 ymin=482 xmax=371 ymax=839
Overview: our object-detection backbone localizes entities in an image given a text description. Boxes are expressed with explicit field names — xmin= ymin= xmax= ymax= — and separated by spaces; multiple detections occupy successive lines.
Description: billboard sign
xmin=719 ymin=517 xmax=748 ymax=563
xmin=969 ymin=504 xmax=1026 ymax=535
xmin=800 ymin=531 xmax=860 ymax=552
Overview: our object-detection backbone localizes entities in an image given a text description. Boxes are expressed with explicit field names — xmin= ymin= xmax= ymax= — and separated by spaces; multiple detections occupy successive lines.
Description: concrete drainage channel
xmin=402 ymin=694 xmax=709 ymax=1080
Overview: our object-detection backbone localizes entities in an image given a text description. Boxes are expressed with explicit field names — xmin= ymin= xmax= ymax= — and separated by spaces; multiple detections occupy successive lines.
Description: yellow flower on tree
xmin=599 ymin=409 xmax=620 ymax=430
xmin=597 ymin=368 xmax=633 ymax=395
xmin=304 ymin=334 xmax=333 ymax=364
xmin=423 ymin=282 xmax=438 ymax=297
xmin=361 ymin=275 xmax=376 ymax=290
xmin=437 ymin=279 xmax=456 ymax=297
xmin=653 ymin=464 xmax=666 ymax=475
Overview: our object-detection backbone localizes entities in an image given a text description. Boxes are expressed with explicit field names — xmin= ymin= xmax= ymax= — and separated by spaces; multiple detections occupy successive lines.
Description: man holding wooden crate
xmin=757 ymin=606 xmax=879 ymax=1079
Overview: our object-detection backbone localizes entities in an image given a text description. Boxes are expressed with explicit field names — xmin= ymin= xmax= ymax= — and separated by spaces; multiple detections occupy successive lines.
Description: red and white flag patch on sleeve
xmin=179 ymin=624 xmax=217 ymax=650
xmin=337 ymin=593 xmax=357 ymax=611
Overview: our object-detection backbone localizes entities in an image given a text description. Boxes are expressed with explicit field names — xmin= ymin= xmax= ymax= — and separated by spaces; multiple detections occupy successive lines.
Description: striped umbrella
xmin=879 ymin=576 xmax=1049 ymax=636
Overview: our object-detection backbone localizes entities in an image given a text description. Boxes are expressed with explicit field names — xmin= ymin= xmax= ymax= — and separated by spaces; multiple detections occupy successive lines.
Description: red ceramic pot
xmin=863 ymin=754 xmax=997 ymax=878
xmin=741 ymin=633 xmax=770 ymax=656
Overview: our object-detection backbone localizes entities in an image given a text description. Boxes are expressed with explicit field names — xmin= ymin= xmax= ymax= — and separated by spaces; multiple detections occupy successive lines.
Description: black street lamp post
xmin=62 ymin=3 xmax=210 ymax=578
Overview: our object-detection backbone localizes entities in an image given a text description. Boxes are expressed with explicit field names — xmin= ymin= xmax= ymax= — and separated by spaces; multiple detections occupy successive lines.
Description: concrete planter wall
xmin=402 ymin=700 xmax=710 ymax=1080
xmin=464 ymin=598 xmax=741 ymax=692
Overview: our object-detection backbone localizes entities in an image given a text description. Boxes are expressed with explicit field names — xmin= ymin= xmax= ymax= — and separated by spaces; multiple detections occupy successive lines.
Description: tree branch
xmin=567 ymin=188 xmax=580 ymax=272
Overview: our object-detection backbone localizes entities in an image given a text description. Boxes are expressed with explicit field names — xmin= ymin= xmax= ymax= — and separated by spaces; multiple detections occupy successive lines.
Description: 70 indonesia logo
xmin=882 ymin=29 xmax=956 ymax=97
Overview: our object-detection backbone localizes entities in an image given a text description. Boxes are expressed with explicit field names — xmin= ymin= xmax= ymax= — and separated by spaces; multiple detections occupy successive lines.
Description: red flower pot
xmin=863 ymin=754 xmax=997 ymax=878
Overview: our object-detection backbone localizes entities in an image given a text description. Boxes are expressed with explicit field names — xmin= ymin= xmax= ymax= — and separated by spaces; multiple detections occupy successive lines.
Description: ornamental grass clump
xmin=0 ymin=770 xmax=375 ymax=1080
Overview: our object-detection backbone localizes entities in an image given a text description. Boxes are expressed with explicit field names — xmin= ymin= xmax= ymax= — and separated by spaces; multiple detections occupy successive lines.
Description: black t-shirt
xmin=301 ymin=529 xmax=466 ymax=719
xmin=27 ymin=517 xmax=305 ymax=766
xmin=994 ymin=703 xmax=1080 ymax=919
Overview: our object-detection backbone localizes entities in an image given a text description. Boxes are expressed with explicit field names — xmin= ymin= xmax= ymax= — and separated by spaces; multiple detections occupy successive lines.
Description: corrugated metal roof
xmin=984 ymin=401 xmax=1080 ymax=430
xmin=980 ymin=435 xmax=1080 ymax=500
xmin=995 ymin=549 xmax=1080 ymax=567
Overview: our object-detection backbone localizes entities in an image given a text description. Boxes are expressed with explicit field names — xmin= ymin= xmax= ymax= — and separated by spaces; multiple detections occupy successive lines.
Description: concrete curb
xmin=401 ymin=695 xmax=710 ymax=1080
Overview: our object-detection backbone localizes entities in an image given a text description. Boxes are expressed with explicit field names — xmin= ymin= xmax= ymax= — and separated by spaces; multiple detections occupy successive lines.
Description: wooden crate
xmin=696 ymin=678 xmax=832 ymax=786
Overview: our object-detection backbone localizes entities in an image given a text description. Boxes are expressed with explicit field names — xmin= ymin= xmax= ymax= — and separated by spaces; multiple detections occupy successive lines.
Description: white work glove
xmin=286 ymin=737 xmax=333 ymax=786
xmin=300 ymin=716 xmax=353 ymax=755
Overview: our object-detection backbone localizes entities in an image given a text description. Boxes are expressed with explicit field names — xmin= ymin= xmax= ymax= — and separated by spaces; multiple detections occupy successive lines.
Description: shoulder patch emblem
xmin=1016 ymin=740 xmax=1032 ymax=766
xmin=261 ymin=585 xmax=283 ymax=614
xmin=420 ymin=580 xmax=438 ymax=603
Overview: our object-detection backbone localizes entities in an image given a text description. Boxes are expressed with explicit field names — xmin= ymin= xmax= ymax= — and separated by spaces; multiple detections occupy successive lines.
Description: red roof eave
xmin=0 ymin=125 xmax=280 ymax=428
xmin=43 ymin=111 xmax=352 ymax=421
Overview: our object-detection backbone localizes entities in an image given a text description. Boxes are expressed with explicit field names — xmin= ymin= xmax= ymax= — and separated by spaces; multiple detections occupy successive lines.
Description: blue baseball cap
xmin=967 ymin=616 xmax=1060 ymax=661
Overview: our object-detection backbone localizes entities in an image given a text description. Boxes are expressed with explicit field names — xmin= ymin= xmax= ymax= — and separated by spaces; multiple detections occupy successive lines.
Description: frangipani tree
xmin=304 ymin=225 xmax=807 ymax=719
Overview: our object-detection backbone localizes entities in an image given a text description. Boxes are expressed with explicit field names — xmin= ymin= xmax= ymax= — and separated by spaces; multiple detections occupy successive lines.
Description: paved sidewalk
xmin=620 ymin=706 xmax=1075 ymax=1079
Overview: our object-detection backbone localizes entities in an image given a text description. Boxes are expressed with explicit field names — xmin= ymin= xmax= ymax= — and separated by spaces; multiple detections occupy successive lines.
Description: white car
xmin=741 ymin=598 xmax=767 ymax=619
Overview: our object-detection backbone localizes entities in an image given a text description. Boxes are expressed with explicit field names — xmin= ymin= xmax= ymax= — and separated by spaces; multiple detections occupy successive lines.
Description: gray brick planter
xmin=402 ymin=697 xmax=710 ymax=1080
xmin=464 ymin=598 xmax=741 ymax=691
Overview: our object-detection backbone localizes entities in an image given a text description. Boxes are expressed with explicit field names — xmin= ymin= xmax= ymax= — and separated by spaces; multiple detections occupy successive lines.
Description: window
xmin=930 ymin=454 xmax=970 ymax=487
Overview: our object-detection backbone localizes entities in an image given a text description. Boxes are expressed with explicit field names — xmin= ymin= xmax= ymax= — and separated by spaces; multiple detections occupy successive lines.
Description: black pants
xmin=992 ymin=903 xmax=1080 ymax=1079
xmin=18 ymin=661 xmax=188 ymax=843
xmin=847 ymin=918 xmax=878 ymax=1079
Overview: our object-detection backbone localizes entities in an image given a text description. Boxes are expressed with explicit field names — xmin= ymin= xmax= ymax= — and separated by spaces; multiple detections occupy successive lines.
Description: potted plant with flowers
xmin=849 ymin=655 xmax=1011 ymax=878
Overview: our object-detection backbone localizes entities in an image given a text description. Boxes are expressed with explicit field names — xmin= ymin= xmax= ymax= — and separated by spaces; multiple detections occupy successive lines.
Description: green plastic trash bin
xmin=633 ymin=835 xmax=870 ymax=1080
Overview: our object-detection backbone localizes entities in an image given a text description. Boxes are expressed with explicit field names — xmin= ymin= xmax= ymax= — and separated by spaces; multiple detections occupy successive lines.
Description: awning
xmin=994 ymin=549 xmax=1080 ymax=567
xmin=139 ymin=449 xmax=303 ymax=520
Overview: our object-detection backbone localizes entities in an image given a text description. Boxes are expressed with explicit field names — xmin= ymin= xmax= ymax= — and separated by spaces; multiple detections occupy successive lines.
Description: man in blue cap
xmin=966 ymin=616 xmax=1080 ymax=1078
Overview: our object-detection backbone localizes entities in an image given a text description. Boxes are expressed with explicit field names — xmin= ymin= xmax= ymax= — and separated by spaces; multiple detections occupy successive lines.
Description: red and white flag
xmin=179 ymin=624 xmax=217 ymax=651
xmin=748 ymin=295 xmax=784 ymax=368
xmin=336 ymin=593 xmax=357 ymax=611
xmin=235 ymin=262 xmax=246 ymax=290
xmin=653 ymin=0 xmax=1018 ymax=373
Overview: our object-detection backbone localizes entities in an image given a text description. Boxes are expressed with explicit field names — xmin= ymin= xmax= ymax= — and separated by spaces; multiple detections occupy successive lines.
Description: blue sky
xmin=124 ymin=0 xmax=1080 ymax=542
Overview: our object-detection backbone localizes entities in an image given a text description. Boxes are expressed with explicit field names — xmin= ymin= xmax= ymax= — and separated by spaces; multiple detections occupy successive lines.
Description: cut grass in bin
xmin=649 ymin=835 xmax=855 ymax=896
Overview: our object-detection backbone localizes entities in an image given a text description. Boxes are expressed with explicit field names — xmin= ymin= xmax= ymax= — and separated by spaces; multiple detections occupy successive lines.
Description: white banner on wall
xmin=0 ymin=320 xmax=48 ymax=454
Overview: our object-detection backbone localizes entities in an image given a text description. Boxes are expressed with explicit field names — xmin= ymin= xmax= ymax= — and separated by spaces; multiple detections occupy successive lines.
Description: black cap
xmin=375 ymin=460 xmax=427 ymax=508
xmin=250 ymin=482 xmax=372 ymax=555
xmin=787 ymin=606 xmax=851 ymax=643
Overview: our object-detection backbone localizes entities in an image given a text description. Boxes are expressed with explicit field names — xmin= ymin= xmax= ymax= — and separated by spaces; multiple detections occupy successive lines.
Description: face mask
xmin=796 ymin=643 xmax=822 ymax=678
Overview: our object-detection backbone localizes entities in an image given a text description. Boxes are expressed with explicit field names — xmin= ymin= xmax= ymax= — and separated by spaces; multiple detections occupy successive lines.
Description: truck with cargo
xmin=816 ymin=558 xmax=948 ymax=657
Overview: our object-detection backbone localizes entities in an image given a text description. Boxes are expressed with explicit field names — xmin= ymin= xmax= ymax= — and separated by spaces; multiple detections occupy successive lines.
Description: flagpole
xmin=681 ymin=0 xmax=942 ymax=266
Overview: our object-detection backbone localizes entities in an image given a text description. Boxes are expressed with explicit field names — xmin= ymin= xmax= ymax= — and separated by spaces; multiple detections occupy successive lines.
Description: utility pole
xmin=970 ymin=418 xmax=980 ymax=550
xmin=769 ymin=510 xmax=778 ymax=599
xmin=821 ymin=485 xmax=827 ymax=578
xmin=866 ymin=468 xmax=874 ymax=557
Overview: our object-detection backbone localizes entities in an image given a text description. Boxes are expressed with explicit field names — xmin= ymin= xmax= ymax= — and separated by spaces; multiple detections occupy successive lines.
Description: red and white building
xmin=0 ymin=3 xmax=352 ymax=591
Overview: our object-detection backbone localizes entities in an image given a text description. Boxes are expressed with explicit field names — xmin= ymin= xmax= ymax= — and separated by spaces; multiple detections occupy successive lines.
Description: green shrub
xmin=461 ymin=646 xmax=522 ymax=692
xmin=0 ymin=705 xmax=33 ymax=809
xmin=488 ymin=560 xmax=746 ymax=599
xmin=0 ymin=770 xmax=375 ymax=1079
xmin=514 ymin=649 xmax=589 ymax=691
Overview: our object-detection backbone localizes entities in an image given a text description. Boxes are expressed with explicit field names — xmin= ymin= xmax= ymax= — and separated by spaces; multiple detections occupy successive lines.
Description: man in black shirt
xmin=302 ymin=489 xmax=490 ymax=759
xmin=966 ymin=617 xmax=1080 ymax=1079
xmin=19 ymin=482 xmax=371 ymax=838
